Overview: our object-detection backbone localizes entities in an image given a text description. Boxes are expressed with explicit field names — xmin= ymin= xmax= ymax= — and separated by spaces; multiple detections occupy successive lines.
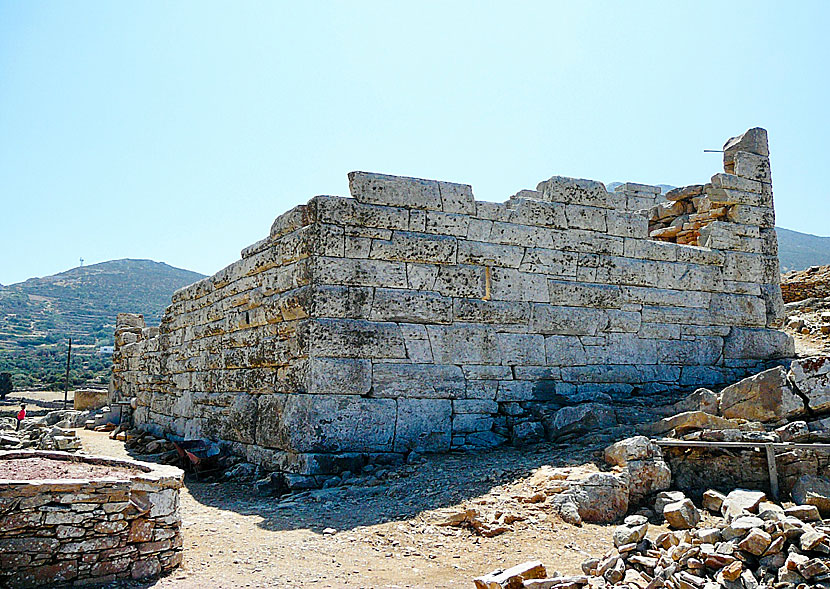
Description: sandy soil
xmin=0 ymin=456 xmax=138 ymax=480
xmin=75 ymin=429 xmax=633 ymax=589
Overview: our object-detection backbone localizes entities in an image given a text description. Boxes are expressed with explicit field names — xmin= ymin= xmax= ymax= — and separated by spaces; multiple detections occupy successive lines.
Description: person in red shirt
xmin=16 ymin=403 xmax=26 ymax=431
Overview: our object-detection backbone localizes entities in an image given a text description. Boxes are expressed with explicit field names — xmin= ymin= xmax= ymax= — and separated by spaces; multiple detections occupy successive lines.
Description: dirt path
xmin=76 ymin=429 xmax=626 ymax=589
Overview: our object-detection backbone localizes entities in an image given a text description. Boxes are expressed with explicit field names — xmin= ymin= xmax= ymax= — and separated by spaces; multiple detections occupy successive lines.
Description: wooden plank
xmin=765 ymin=443 xmax=779 ymax=501
xmin=654 ymin=439 xmax=830 ymax=451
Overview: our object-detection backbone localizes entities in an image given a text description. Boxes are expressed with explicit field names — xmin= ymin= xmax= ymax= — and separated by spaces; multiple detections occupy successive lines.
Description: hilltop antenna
xmin=79 ymin=257 xmax=84 ymax=267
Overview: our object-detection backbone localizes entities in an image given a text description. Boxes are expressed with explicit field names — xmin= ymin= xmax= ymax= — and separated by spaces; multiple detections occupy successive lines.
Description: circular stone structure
xmin=0 ymin=450 xmax=184 ymax=588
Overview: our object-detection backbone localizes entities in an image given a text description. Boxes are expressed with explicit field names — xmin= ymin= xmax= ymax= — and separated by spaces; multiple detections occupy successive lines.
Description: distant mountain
xmin=0 ymin=259 xmax=204 ymax=389
xmin=776 ymin=228 xmax=830 ymax=273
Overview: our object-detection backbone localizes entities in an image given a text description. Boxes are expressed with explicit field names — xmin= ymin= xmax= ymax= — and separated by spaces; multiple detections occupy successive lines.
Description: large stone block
xmin=457 ymin=240 xmax=523 ymax=268
xmin=306 ymin=318 xmax=407 ymax=359
xmin=723 ymin=327 xmax=794 ymax=360
xmin=530 ymin=304 xmax=609 ymax=336
xmin=394 ymin=398 xmax=452 ymax=452
xmin=369 ymin=288 xmax=452 ymax=324
xmin=536 ymin=176 xmax=611 ymax=208
xmin=426 ymin=324 xmax=501 ymax=364
xmin=372 ymin=363 xmax=466 ymax=398
xmin=273 ymin=394 xmax=396 ymax=453
xmin=438 ymin=180 xmax=476 ymax=214
xmin=307 ymin=357 xmax=371 ymax=395
xmin=720 ymin=366 xmax=805 ymax=422
xmin=348 ymin=171 xmax=442 ymax=210
xmin=369 ymin=231 xmax=457 ymax=264
xmin=313 ymin=257 xmax=407 ymax=288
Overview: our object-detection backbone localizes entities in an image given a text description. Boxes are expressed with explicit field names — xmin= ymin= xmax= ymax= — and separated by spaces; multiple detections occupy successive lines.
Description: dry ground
xmin=75 ymin=429 xmax=635 ymax=589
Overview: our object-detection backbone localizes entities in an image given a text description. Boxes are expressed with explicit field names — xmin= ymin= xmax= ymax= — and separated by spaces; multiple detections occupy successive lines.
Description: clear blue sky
xmin=1 ymin=1 xmax=828 ymax=285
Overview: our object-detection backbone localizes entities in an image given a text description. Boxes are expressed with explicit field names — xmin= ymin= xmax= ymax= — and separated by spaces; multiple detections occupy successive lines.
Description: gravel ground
xmin=75 ymin=429 xmax=628 ymax=589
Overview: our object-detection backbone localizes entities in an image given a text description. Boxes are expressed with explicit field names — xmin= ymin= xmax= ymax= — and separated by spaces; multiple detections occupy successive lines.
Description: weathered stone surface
xmin=394 ymin=398 xmax=451 ymax=453
xmin=791 ymin=474 xmax=830 ymax=516
xmin=721 ymin=489 xmax=766 ymax=520
xmin=545 ymin=404 xmax=616 ymax=441
xmin=719 ymin=366 xmax=805 ymax=422
xmin=663 ymin=499 xmax=701 ymax=529
xmin=113 ymin=128 xmax=791 ymax=488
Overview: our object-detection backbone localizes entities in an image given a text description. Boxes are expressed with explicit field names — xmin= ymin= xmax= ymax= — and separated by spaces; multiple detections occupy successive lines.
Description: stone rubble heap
xmin=579 ymin=486 xmax=830 ymax=589
xmin=781 ymin=265 xmax=830 ymax=305
xmin=0 ymin=410 xmax=90 ymax=452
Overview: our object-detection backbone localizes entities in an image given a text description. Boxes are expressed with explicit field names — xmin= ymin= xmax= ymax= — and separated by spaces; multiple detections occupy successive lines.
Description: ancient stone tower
xmin=112 ymin=127 xmax=793 ymax=484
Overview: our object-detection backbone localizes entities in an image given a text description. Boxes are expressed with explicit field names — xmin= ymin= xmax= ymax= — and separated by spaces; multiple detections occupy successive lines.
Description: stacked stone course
xmin=112 ymin=128 xmax=793 ymax=484
xmin=0 ymin=451 xmax=183 ymax=588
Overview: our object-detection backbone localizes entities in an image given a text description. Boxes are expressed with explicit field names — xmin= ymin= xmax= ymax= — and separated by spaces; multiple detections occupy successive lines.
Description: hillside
xmin=776 ymin=227 xmax=830 ymax=273
xmin=0 ymin=259 xmax=204 ymax=389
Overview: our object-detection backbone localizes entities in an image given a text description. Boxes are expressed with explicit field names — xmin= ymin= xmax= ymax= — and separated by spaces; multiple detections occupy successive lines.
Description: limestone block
xmin=432 ymin=265 xmax=486 ymax=298
xmin=269 ymin=204 xmax=312 ymax=239
xmin=313 ymin=257 xmax=407 ymax=288
xmin=518 ymin=248 xmax=578 ymax=276
xmin=306 ymin=319 xmax=407 ymax=359
xmin=675 ymin=246 xmax=724 ymax=266
xmin=565 ymin=204 xmax=607 ymax=232
xmin=490 ymin=221 xmax=553 ymax=248
xmin=708 ymin=293 xmax=767 ymax=327
xmin=616 ymin=182 xmax=661 ymax=194
xmin=438 ymin=180 xmax=476 ymax=214
xmin=789 ymin=357 xmax=830 ymax=413
xmin=531 ymin=304 xmax=609 ymax=336
xmin=710 ymin=173 xmax=766 ymax=195
xmin=490 ymin=268 xmax=550 ymax=302
xmin=475 ymin=201 xmax=502 ymax=220
xmin=406 ymin=263 xmax=439 ymax=290
xmin=497 ymin=333 xmax=546 ymax=366
xmin=308 ymin=223 xmax=345 ymax=257
xmin=545 ymin=403 xmax=617 ymax=440
xmin=273 ymin=394 xmax=396 ymax=453
xmin=369 ymin=288 xmax=452 ymax=324
xmin=202 ymin=393 xmax=258 ymax=445
xmin=544 ymin=335 xmax=588 ymax=366
xmin=536 ymin=176 xmax=611 ymax=208
xmin=426 ymin=324 xmax=501 ymax=365
xmin=399 ymin=323 xmax=434 ymax=363
xmin=369 ymin=230 xmax=457 ymax=264
xmin=453 ymin=298 xmax=531 ymax=324
xmin=310 ymin=285 xmax=373 ymax=319
xmin=466 ymin=218 xmax=493 ymax=241
xmin=424 ymin=211 xmax=469 ymax=237
xmin=255 ymin=393 xmax=288 ymax=448
xmin=371 ymin=363 xmax=466 ymax=398
xmin=456 ymin=371 xmax=513 ymax=390
xmin=658 ymin=337 xmax=722 ymax=366
xmin=457 ymin=239 xmax=523 ymax=268
xmin=723 ymin=327 xmax=795 ymax=360
xmin=313 ymin=195 xmax=409 ymax=230
xmin=453 ymin=399 xmax=498 ymax=414
xmin=348 ymin=171 xmax=442 ymax=210
xmin=606 ymin=310 xmax=642 ymax=333
xmin=452 ymin=413 xmax=493 ymax=434
xmin=584 ymin=333 xmax=657 ymax=365
xmin=594 ymin=256 xmax=664 ymax=288
xmin=727 ymin=205 xmax=775 ymax=228
xmin=607 ymin=212 xmax=648 ymax=238
xmin=496 ymin=380 xmax=558 ymax=402
xmin=548 ymin=280 xmax=621 ymax=308
xmin=734 ymin=152 xmax=772 ymax=184
xmin=722 ymin=251 xmax=764 ymax=282
xmin=409 ymin=209 xmax=426 ymax=232
xmin=465 ymin=379 xmax=499 ymax=400
xmin=699 ymin=221 xmax=741 ymax=250
xmin=557 ymin=229 xmax=624 ymax=256
xmin=505 ymin=198 xmax=568 ymax=229
xmin=720 ymin=366 xmax=805 ymax=422
xmin=307 ymin=358 xmax=371 ymax=395
xmin=621 ymin=286 xmax=710 ymax=309
xmin=394 ymin=398 xmax=452 ymax=452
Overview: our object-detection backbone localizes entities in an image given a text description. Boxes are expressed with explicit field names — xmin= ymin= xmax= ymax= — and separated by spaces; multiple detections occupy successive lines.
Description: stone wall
xmin=0 ymin=450 xmax=183 ymax=588
xmin=112 ymin=127 xmax=794 ymax=484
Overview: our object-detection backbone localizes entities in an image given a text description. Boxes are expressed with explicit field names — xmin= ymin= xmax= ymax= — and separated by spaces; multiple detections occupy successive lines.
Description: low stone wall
xmin=0 ymin=450 xmax=184 ymax=588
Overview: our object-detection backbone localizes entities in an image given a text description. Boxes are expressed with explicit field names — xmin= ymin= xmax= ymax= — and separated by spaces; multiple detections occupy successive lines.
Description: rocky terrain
xmin=781 ymin=265 xmax=830 ymax=356
xmin=0 ymin=259 xmax=203 ymax=389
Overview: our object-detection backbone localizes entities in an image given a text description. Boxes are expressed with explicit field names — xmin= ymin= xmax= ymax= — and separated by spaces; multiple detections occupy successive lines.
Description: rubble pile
xmin=647 ymin=184 xmax=731 ymax=246
xmin=0 ymin=409 xmax=89 ymax=451
xmin=781 ymin=265 xmax=830 ymax=304
xmin=580 ymin=487 xmax=829 ymax=589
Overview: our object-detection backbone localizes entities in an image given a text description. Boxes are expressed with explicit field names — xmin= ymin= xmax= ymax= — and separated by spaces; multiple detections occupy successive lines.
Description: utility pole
xmin=64 ymin=338 xmax=72 ymax=409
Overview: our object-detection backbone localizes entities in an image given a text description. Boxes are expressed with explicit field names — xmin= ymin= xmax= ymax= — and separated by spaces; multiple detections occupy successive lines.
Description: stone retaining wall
xmin=112 ymin=127 xmax=794 ymax=484
xmin=0 ymin=450 xmax=183 ymax=588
